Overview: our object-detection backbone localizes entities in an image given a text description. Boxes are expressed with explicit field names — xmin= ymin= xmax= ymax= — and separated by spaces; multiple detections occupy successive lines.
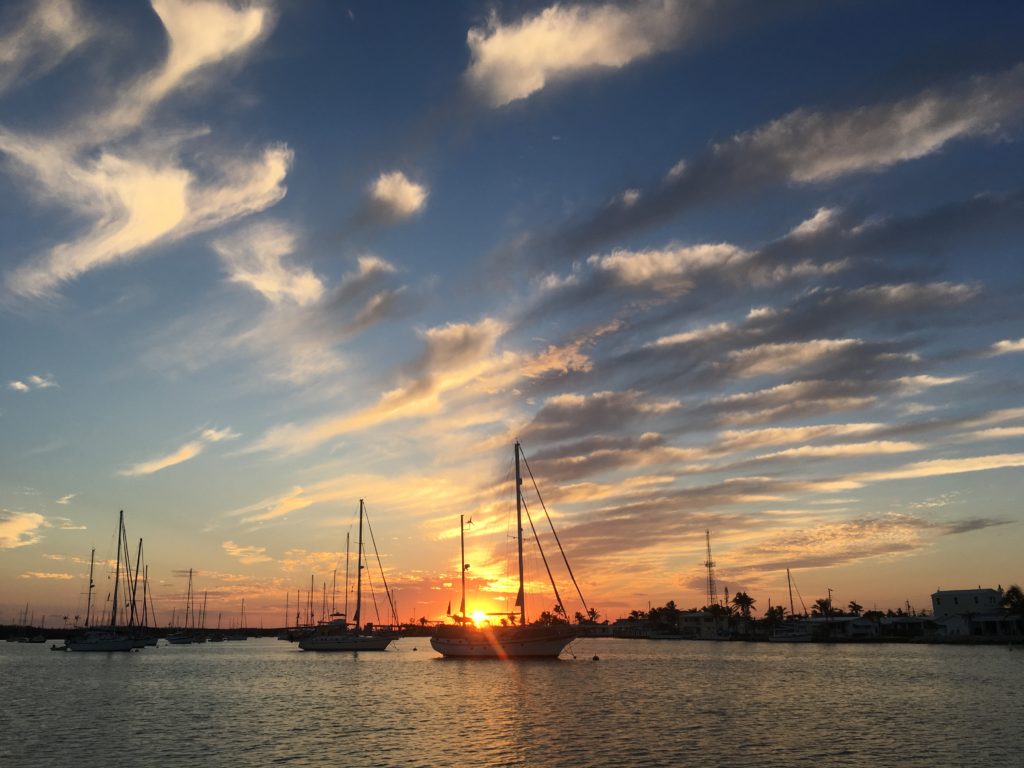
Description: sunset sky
xmin=2 ymin=0 xmax=1023 ymax=628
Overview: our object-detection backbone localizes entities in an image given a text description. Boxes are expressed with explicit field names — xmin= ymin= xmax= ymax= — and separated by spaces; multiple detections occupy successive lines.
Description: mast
xmin=515 ymin=441 xmax=525 ymax=626
xmin=284 ymin=591 xmax=289 ymax=629
xmin=184 ymin=568 xmax=193 ymax=631
xmin=344 ymin=532 xmax=350 ymax=622
xmin=142 ymin=564 xmax=149 ymax=629
xmin=110 ymin=510 xmax=124 ymax=628
xmin=240 ymin=599 xmax=246 ymax=630
xmin=354 ymin=499 xmax=364 ymax=630
xmin=85 ymin=548 xmax=95 ymax=628
xmin=201 ymin=591 xmax=208 ymax=630
xmin=332 ymin=569 xmax=337 ymax=615
xmin=460 ymin=513 xmax=467 ymax=618
xmin=787 ymin=568 xmax=795 ymax=616
xmin=129 ymin=537 xmax=143 ymax=627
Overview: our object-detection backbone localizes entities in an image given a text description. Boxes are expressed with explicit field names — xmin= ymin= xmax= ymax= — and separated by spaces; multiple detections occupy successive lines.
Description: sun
xmin=471 ymin=610 xmax=487 ymax=626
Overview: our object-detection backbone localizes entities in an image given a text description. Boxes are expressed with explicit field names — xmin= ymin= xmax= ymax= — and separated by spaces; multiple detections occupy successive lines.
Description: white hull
xmin=430 ymin=625 xmax=576 ymax=659
xmin=298 ymin=633 xmax=394 ymax=651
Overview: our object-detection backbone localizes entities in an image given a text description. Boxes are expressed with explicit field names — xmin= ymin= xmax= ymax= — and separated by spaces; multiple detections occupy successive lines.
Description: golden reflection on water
xmin=1 ymin=637 xmax=1020 ymax=767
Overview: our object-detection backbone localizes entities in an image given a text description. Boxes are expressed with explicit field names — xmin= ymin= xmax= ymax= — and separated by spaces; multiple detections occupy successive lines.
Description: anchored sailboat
xmin=65 ymin=511 xmax=136 ymax=652
xmin=298 ymin=499 xmax=397 ymax=651
xmin=430 ymin=442 xmax=581 ymax=659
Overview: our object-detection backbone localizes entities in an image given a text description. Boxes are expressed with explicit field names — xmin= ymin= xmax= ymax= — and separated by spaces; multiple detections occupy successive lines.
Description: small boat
xmin=430 ymin=442 xmax=582 ymax=659
xmin=299 ymin=499 xmax=397 ymax=652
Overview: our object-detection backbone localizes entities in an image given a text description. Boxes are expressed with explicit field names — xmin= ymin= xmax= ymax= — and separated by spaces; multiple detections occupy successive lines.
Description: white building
xmin=931 ymin=588 xmax=1002 ymax=618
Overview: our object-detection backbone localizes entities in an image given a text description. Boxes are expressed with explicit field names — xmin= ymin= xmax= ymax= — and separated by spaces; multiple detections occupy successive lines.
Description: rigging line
xmin=791 ymin=571 xmax=809 ymax=617
xmin=520 ymin=449 xmax=591 ymax=616
xmin=521 ymin=498 xmax=568 ymax=622
xmin=362 ymin=503 xmax=397 ymax=622
xmin=362 ymin=543 xmax=382 ymax=626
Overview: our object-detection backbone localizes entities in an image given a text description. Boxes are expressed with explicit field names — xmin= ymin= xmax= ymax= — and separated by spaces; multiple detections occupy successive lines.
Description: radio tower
xmin=704 ymin=529 xmax=718 ymax=608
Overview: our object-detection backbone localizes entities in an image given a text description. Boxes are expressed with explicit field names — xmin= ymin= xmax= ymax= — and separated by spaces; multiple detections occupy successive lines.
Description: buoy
xmin=413 ymin=647 xmax=418 ymax=651
xmin=592 ymin=655 xmax=600 ymax=661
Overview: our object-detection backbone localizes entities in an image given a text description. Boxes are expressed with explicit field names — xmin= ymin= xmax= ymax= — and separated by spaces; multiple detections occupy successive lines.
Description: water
xmin=1 ymin=637 xmax=1021 ymax=767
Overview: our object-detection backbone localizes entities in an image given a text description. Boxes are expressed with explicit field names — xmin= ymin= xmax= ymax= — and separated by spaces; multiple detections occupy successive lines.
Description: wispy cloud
xmin=1 ymin=0 xmax=288 ymax=298
xmin=251 ymin=317 xmax=510 ymax=454
xmin=466 ymin=1 xmax=720 ymax=107
xmin=8 ymin=373 xmax=58 ymax=392
xmin=55 ymin=493 xmax=76 ymax=505
xmin=0 ymin=0 xmax=95 ymax=94
xmin=546 ymin=64 xmax=1024 ymax=254
xmin=214 ymin=221 xmax=324 ymax=307
xmin=18 ymin=571 xmax=74 ymax=580
xmin=0 ymin=510 xmax=46 ymax=548
xmin=222 ymin=540 xmax=272 ymax=564
xmin=120 ymin=426 xmax=239 ymax=477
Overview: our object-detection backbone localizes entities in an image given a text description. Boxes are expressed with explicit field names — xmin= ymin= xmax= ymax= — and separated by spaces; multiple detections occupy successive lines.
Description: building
xmin=931 ymin=588 xmax=1002 ymax=618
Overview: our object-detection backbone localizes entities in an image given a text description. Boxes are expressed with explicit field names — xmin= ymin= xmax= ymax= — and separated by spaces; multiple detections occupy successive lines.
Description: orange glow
xmin=471 ymin=610 xmax=487 ymax=626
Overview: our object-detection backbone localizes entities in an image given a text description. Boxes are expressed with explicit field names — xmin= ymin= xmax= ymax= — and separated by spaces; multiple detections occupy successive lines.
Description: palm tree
xmin=812 ymin=597 xmax=832 ymax=617
xmin=732 ymin=592 xmax=756 ymax=619
xmin=847 ymin=601 xmax=863 ymax=616
xmin=1001 ymin=585 xmax=1024 ymax=615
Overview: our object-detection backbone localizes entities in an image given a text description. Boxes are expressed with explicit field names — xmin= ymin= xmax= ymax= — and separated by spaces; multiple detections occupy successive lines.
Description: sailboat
xmin=298 ymin=499 xmax=396 ymax=651
xmin=770 ymin=568 xmax=812 ymax=643
xmin=167 ymin=569 xmax=196 ymax=644
xmin=65 ymin=511 xmax=137 ymax=652
xmin=430 ymin=442 xmax=580 ymax=659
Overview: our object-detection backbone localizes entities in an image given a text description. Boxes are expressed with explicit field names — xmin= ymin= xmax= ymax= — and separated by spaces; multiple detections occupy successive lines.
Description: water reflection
xmin=1 ymin=637 xmax=1020 ymax=767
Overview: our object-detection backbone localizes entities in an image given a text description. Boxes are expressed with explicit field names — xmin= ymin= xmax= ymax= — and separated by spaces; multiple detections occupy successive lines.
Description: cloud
xmin=0 ymin=510 xmax=46 ymax=548
xmin=120 ymin=425 xmax=239 ymax=477
xmin=548 ymin=64 xmax=1024 ymax=254
xmin=0 ymin=0 xmax=94 ymax=94
xmin=55 ymin=493 xmax=76 ymax=505
xmin=222 ymin=540 xmax=273 ymax=564
xmin=465 ymin=1 xmax=710 ymax=107
xmin=724 ymin=338 xmax=862 ymax=378
xmin=3 ymin=139 xmax=293 ymax=297
xmin=587 ymin=243 xmax=750 ymax=292
xmin=8 ymin=373 xmax=57 ymax=392
xmin=214 ymin=221 xmax=324 ymax=306
xmin=251 ymin=317 xmax=510 ymax=454
xmin=991 ymin=337 xmax=1024 ymax=355
xmin=851 ymin=453 xmax=1024 ymax=486
xmin=18 ymin=571 xmax=74 ymax=580
xmin=367 ymin=171 xmax=428 ymax=220
xmin=755 ymin=440 xmax=923 ymax=461
xmin=1 ymin=0 xmax=287 ymax=298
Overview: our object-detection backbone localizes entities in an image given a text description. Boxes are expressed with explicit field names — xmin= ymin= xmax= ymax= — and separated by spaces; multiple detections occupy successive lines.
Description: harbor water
xmin=1 ymin=637 xmax=1020 ymax=767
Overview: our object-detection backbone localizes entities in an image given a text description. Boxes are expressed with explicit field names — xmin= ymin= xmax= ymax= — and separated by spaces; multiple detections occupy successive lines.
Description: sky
xmin=1 ymin=0 xmax=1023 ymax=628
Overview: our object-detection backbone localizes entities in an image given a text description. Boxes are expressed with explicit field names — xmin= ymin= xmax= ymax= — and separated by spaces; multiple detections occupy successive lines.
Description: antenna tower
xmin=704 ymin=529 xmax=719 ymax=608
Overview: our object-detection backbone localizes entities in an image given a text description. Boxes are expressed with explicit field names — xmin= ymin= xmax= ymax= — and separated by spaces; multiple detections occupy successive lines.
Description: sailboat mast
xmin=515 ymin=441 xmax=525 ymax=626
xmin=460 ymin=514 xmax=466 ymax=618
xmin=787 ymin=568 xmax=795 ymax=616
xmin=184 ymin=568 xmax=193 ymax=630
xmin=110 ymin=510 xmax=124 ymax=628
xmin=354 ymin=499 xmax=364 ymax=629
xmin=85 ymin=547 xmax=95 ymax=628
xmin=344 ymin=532 xmax=350 ymax=622
xmin=284 ymin=591 xmax=289 ymax=629
xmin=332 ymin=569 xmax=337 ymax=615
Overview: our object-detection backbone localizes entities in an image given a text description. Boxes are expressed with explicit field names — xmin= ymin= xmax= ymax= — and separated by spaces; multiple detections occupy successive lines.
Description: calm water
xmin=1 ymin=637 xmax=1020 ymax=767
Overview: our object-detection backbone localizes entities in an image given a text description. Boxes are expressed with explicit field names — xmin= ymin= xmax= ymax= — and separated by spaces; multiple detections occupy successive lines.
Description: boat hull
xmin=66 ymin=632 xmax=136 ymax=652
xmin=298 ymin=633 xmax=394 ymax=652
xmin=430 ymin=624 xmax=577 ymax=659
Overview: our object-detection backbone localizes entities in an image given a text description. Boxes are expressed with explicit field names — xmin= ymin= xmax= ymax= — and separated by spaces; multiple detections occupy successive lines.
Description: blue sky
xmin=1 ymin=0 xmax=1022 ymax=625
